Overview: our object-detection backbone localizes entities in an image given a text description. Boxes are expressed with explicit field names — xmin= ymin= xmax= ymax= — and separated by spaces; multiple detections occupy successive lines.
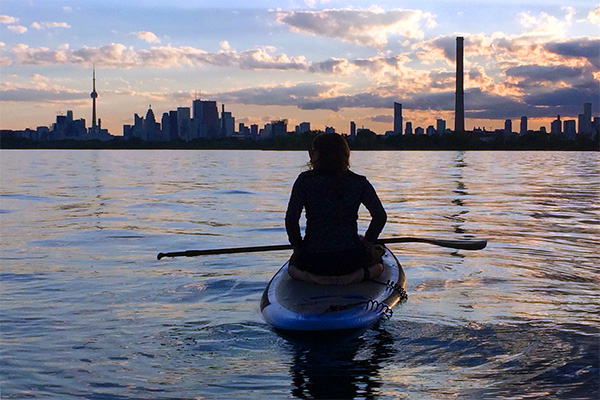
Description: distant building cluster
xmin=5 ymin=109 xmax=112 ymax=142
xmin=3 ymin=38 xmax=599 ymax=144
xmin=123 ymin=99 xmax=299 ymax=142
xmin=385 ymin=101 xmax=598 ymax=141
xmin=5 ymin=67 xmax=113 ymax=142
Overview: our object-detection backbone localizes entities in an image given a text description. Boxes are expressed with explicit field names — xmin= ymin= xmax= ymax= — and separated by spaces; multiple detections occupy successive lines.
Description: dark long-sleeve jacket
xmin=285 ymin=169 xmax=386 ymax=253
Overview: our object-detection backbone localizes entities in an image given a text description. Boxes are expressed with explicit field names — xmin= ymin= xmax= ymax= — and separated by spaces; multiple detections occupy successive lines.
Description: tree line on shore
xmin=1 ymin=129 xmax=598 ymax=151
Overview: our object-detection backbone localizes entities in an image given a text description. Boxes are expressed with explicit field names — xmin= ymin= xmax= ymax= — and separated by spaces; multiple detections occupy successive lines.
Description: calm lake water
xmin=1 ymin=150 xmax=598 ymax=399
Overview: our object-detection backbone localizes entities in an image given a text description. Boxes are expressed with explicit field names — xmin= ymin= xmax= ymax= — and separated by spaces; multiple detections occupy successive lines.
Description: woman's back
xmin=285 ymin=169 xmax=386 ymax=253
xmin=285 ymin=132 xmax=386 ymax=281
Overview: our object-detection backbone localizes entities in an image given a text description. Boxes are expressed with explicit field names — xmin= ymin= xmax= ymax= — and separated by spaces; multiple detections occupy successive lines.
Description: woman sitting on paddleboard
xmin=285 ymin=132 xmax=387 ymax=285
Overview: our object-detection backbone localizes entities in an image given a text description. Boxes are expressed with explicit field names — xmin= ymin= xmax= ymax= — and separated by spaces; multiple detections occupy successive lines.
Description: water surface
xmin=1 ymin=150 xmax=598 ymax=399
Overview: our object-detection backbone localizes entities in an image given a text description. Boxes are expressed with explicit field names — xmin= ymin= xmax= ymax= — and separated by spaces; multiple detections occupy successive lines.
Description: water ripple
xmin=0 ymin=150 xmax=598 ymax=399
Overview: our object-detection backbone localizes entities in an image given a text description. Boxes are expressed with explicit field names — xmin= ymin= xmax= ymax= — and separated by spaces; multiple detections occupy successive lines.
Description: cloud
xmin=517 ymin=11 xmax=569 ymax=38
xmin=298 ymin=92 xmax=393 ymax=111
xmin=309 ymin=58 xmax=358 ymax=75
xmin=0 ymin=87 xmax=86 ymax=102
xmin=0 ymin=75 xmax=87 ymax=102
xmin=8 ymin=42 xmax=310 ymax=70
xmin=0 ymin=15 xmax=18 ymax=24
xmin=523 ymin=85 xmax=600 ymax=108
xmin=211 ymin=82 xmax=345 ymax=108
xmin=505 ymin=65 xmax=588 ymax=87
xmin=31 ymin=22 xmax=71 ymax=30
xmin=545 ymin=38 xmax=600 ymax=68
xmin=7 ymin=25 xmax=27 ymax=34
xmin=276 ymin=8 xmax=436 ymax=48
xmin=135 ymin=31 xmax=161 ymax=43
xmin=208 ymin=75 xmax=595 ymax=121
xmin=588 ymin=6 xmax=600 ymax=25
xmin=3 ymin=5 xmax=596 ymax=125
xmin=370 ymin=114 xmax=393 ymax=123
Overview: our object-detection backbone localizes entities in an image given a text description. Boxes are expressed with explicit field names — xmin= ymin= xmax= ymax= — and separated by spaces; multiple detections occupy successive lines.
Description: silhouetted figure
xmin=285 ymin=133 xmax=387 ymax=285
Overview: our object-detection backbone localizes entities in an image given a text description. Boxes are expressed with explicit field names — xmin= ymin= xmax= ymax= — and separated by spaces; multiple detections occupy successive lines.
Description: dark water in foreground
xmin=1 ymin=150 xmax=598 ymax=399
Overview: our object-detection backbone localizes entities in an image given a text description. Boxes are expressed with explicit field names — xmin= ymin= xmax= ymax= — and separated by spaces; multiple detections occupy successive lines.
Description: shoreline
xmin=1 ymin=129 xmax=598 ymax=151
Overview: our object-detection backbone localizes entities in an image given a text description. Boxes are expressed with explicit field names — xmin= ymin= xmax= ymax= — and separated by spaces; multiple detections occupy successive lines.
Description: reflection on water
xmin=1 ymin=150 xmax=598 ymax=399
xmin=287 ymin=328 xmax=395 ymax=399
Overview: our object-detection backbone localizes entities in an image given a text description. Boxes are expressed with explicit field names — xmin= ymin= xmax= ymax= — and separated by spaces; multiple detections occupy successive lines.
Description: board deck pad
xmin=275 ymin=253 xmax=397 ymax=314
xmin=261 ymin=247 xmax=406 ymax=332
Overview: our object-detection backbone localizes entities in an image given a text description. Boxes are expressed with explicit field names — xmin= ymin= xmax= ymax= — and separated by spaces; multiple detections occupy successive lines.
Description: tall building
xmin=405 ymin=121 xmax=413 ymax=135
xmin=436 ymin=118 xmax=446 ymax=134
xmin=168 ymin=110 xmax=178 ymax=140
xmin=238 ymin=123 xmax=250 ymax=137
xmin=90 ymin=66 xmax=98 ymax=134
xmin=161 ymin=112 xmax=172 ymax=140
xmin=221 ymin=110 xmax=235 ymax=137
xmin=580 ymin=102 xmax=592 ymax=135
xmin=190 ymin=99 xmax=219 ymax=138
xmin=394 ymin=102 xmax=403 ymax=135
xmin=455 ymin=37 xmax=465 ymax=133
xmin=295 ymin=122 xmax=310 ymax=134
xmin=551 ymin=115 xmax=562 ymax=134
xmin=520 ymin=116 xmax=528 ymax=135
xmin=177 ymin=107 xmax=191 ymax=140
xmin=564 ymin=120 xmax=576 ymax=140
xmin=272 ymin=120 xmax=288 ymax=136
xmin=192 ymin=99 xmax=203 ymax=123
xmin=504 ymin=119 xmax=512 ymax=134
xmin=52 ymin=110 xmax=86 ymax=140
xmin=221 ymin=104 xmax=227 ymax=137
xmin=350 ymin=121 xmax=356 ymax=139
xmin=143 ymin=106 xmax=159 ymax=141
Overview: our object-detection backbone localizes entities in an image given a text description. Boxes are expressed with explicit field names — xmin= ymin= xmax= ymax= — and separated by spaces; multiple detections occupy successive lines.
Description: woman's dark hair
xmin=309 ymin=133 xmax=350 ymax=173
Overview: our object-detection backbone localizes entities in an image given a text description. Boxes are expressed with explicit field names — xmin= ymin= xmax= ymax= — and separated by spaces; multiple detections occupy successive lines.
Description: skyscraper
xmin=436 ymin=118 xmax=446 ymax=134
xmin=394 ymin=102 xmax=403 ymax=135
xmin=504 ymin=119 xmax=512 ymax=134
xmin=581 ymin=102 xmax=592 ymax=135
xmin=520 ymin=116 xmax=527 ymax=135
xmin=455 ymin=37 xmax=465 ymax=133
xmin=564 ymin=120 xmax=576 ymax=140
xmin=551 ymin=115 xmax=562 ymax=134
xmin=90 ymin=66 xmax=98 ymax=134
xmin=177 ymin=107 xmax=191 ymax=140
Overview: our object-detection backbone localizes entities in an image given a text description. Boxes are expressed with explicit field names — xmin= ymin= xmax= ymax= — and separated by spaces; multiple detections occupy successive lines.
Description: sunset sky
xmin=1 ymin=0 xmax=599 ymax=135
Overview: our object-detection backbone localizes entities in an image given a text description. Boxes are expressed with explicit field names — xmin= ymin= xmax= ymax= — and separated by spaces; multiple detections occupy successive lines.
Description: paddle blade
xmin=380 ymin=237 xmax=487 ymax=250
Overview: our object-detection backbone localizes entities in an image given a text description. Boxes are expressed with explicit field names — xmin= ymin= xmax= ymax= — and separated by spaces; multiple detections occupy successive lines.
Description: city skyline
xmin=0 ymin=1 xmax=599 ymax=136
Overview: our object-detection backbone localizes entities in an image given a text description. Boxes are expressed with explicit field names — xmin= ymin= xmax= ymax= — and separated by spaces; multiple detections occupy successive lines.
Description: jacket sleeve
xmin=285 ymin=176 xmax=304 ymax=247
xmin=362 ymin=179 xmax=387 ymax=243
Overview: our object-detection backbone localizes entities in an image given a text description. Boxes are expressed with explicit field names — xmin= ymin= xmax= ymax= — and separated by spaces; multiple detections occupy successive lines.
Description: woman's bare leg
xmin=288 ymin=263 xmax=384 ymax=285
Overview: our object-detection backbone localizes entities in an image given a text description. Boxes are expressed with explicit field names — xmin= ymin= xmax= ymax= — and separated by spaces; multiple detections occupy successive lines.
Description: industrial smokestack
xmin=455 ymin=36 xmax=465 ymax=133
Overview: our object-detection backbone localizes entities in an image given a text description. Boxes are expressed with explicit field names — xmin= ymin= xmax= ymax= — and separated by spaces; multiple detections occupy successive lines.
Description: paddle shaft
xmin=156 ymin=237 xmax=487 ymax=259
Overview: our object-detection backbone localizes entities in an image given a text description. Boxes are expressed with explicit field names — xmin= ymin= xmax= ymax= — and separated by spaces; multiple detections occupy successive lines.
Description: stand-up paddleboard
xmin=260 ymin=246 xmax=407 ymax=334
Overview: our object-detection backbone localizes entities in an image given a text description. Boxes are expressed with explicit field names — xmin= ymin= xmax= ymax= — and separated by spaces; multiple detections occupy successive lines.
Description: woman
xmin=285 ymin=132 xmax=387 ymax=285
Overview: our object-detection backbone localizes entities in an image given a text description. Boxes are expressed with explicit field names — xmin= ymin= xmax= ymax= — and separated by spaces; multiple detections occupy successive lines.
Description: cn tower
xmin=90 ymin=66 xmax=98 ymax=133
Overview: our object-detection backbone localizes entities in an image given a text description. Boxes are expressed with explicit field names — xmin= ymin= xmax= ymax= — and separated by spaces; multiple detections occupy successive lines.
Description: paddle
xmin=156 ymin=237 xmax=487 ymax=260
